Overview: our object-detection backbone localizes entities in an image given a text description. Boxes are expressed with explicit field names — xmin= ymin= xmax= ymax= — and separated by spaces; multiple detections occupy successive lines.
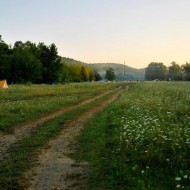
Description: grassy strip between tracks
xmin=0 ymin=90 xmax=118 ymax=190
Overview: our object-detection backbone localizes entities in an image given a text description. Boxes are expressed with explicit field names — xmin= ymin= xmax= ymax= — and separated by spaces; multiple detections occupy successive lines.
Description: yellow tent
xmin=0 ymin=80 xmax=8 ymax=89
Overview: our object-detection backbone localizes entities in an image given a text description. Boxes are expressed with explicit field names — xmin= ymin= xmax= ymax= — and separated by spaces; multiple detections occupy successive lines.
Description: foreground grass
xmin=0 ymin=90 xmax=118 ymax=190
xmin=0 ymin=82 xmax=122 ymax=133
xmin=76 ymin=82 xmax=190 ymax=190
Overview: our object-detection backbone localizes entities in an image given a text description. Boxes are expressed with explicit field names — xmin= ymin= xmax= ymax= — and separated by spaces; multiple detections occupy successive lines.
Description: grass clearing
xmin=76 ymin=82 xmax=190 ymax=190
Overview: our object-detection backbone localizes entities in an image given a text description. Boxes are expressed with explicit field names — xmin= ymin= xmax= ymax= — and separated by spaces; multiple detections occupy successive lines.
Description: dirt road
xmin=0 ymin=89 xmax=118 ymax=162
xmin=21 ymin=90 xmax=121 ymax=190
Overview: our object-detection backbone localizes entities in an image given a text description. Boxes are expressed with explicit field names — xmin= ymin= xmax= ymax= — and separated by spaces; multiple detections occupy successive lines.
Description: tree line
xmin=0 ymin=35 xmax=101 ymax=84
xmin=145 ymin=62 xmax=190 ymax=81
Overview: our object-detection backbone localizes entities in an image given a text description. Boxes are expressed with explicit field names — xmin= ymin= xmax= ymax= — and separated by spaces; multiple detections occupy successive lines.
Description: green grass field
xmin=76 ymin=82 xmax=190 ymax=190
xmin=1 ymin=82 xmax=190 ymax=189
xmin=0 ymin=89 xmax=118 ymax=190
xmin=0 ymin=82 xmax=122 ymax=133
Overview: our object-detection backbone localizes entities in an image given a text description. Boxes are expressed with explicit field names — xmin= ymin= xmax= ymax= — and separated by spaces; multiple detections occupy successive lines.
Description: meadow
xmin=0 ymin=82 xmax=124 ymax=189
xmin=0 ymin=82 xmax=121 ymax=133
xmin=1 ymin=81 xmax=190 ymax=189
xmin=77 ymin=82 xmax=190 ymax=190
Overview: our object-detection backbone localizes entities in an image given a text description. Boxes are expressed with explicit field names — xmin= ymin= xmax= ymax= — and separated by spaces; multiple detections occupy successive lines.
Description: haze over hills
xmin=61 ymin=57 xmax=145 ymax=80
xmin=90 ymin=63 xmax=145 ymax=80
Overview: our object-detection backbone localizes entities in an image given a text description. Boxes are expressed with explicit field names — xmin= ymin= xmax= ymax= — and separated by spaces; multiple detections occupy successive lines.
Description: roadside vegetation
xmin=76 ymin=82 xmax=190 ymax=190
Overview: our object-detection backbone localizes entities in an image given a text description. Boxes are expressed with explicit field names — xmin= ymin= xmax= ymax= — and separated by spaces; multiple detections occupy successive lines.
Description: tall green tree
xmin=145 ymin=62 xmax=168 ymax=80
xmin=80 ymin=66 xmax=88 ymax=82
xmin=69 ymin=64 xmax=82 ymax=82
xmin=0 ymin=36 xmax=12 ymax=82
xmin=10 ymin=41 xmax=42 ymax=83
xmin=0 ymin=54 xmax=12 ymax=82
xmin=13 ymin=41 xmax=25 ymax=50
xmin=105 ymin=68 xmax=116 ymax=81
xmin=89 ymin=70 xmax=95 ymax=81
xmin=182 ymin=63 xmax=190 ymax=81
xmin=0 ymin=41 xmax=10 ymax=54
xmin=60 ymin=64 xmax=73 ymax=82
xmin=0 ymin=35 xmax=4 ymax=43
xmin=168 ymin=62 xmax=182 ymax=81
xmin=37 ymin=43 xmax=62 ymax=83
xmin=10 ymin=49 xmax=42 ymax=83
xmin=93 ymin=70 xmax=102 ymax=81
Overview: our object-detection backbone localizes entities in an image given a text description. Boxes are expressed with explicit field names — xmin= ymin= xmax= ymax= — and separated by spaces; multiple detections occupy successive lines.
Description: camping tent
xmin=0 ymin=80 xmax=8 ymax=89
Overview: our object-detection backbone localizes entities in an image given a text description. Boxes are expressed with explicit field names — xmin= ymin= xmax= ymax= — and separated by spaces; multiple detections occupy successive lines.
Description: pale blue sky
xmin=1 ymin=0 xmax=190 ymax=68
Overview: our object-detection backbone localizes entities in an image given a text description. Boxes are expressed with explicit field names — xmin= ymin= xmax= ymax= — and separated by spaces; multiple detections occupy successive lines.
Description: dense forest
xmin=145 ymin=62 xmax=190 ymax=81
xmin=0 ymin=35 xmax=101 ymax=84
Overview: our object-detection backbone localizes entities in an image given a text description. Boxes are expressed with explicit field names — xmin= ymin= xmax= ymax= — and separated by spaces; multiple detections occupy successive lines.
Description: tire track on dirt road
xmin=21 ymin=89 xmax=122 ymax=190
xmin=0 ymin=88 xmax=120 ymax=162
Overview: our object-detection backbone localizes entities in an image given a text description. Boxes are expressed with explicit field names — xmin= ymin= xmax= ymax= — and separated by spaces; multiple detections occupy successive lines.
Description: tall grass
xmin=77 ymin=82 xmax=190 ymax=190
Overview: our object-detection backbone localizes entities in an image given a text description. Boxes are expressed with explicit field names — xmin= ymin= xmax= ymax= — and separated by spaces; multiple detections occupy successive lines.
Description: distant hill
xmin=61 ymin=57 xmax=145 ymax=80
xmin=61 ymin=57 xmax=86 ymax=65
xmin=89 ymin=63 xmax=145 ymax=80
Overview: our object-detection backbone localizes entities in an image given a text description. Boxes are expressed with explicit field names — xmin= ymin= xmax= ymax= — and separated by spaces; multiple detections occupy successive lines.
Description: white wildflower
xmin=175 ymin=177 xmax=181 ymax=181
xmin=176 ymin=184 xmax=181 ymax=188
xmin=183 ymin=175 xmax=188 ymax=179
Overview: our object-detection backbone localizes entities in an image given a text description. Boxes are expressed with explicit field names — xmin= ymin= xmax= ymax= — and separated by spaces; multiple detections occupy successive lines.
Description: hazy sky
xmin=1 ymin=0 xmax=190 ymax=68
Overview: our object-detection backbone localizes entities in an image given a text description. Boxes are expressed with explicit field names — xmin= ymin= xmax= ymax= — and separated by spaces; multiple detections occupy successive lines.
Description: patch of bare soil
xmin=21 ymin=90 xmax=121 ymax=190
xmin=0 ymin=89 xmax=118 ymax=162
